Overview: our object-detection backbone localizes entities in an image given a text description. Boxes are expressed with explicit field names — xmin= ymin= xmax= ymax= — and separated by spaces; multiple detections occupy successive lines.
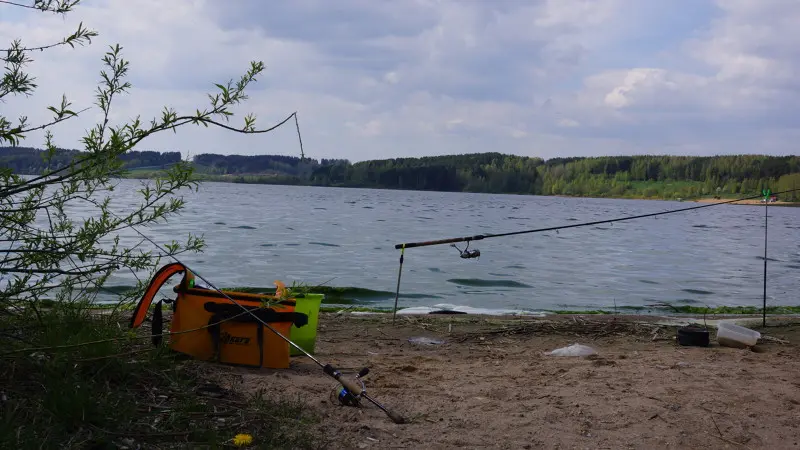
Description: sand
xmin=211 ymin=313 xmax=800 ymax=449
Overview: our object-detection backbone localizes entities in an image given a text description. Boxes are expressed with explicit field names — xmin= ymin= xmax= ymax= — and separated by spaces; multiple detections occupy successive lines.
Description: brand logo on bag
xmin=220 ymin=331 xmax=251 ymax=345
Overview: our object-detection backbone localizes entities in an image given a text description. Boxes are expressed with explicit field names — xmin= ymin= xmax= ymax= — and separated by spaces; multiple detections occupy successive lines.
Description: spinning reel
xmin=327 ymin=365 xmax=405 ymax=423
xmin=333 ymin=367 xmax=370 ymax=407
xmin=451 ymin=241 xmax=481 ymax=259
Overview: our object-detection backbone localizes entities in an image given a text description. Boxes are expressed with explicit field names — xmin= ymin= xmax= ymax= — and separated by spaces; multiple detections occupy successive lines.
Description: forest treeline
xmin=3 ymin=146 xmax=799 ymax=201
xmin=0 ymin=146 xmax=182 ymax=173
xmin=308 ymin=153 xmax=800 ymax=201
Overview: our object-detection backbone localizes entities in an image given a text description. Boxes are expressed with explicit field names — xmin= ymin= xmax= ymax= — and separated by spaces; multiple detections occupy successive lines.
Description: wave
xmin=224 ymin=285 xmax=441 ymax=303
xmin=447 ymin=278 xmax=532 ymax=288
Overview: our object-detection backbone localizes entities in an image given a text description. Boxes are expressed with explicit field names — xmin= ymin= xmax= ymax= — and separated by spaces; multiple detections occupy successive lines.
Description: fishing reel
xmin=332 ymin=367 xmax=370 ymax=407
xmin=452 ymin=242 xmax=480 ymax=259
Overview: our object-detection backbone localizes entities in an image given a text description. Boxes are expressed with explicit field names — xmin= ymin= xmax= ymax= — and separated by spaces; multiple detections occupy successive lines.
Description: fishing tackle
xmin=389 ymin=187 xmax=800 ymax=323
xmin=333 ymin=367 xmax=371 ymax=407
xmin=452 ymin=242 xmax=480 ymax=259
xmin=115 ymin=211 xmax=407 ymax=424
xmin=325 ymin=366 xmax=404 ymax=423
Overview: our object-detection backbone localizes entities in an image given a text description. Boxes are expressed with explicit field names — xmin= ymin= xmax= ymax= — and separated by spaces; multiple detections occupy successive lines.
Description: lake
xmin=77 ymin=179 xmax=799 ymax=313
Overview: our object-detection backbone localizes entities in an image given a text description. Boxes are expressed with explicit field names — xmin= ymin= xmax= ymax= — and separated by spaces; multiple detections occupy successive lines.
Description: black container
xmin=676 ymin=324 xmax=710 ymax=347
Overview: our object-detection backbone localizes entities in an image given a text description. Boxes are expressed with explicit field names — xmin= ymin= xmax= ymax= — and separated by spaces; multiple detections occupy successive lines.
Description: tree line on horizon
xmin=309 ymin=152 xmax=800 ymax=201
xmin=3 ymin=146 xmax=799 ymax=201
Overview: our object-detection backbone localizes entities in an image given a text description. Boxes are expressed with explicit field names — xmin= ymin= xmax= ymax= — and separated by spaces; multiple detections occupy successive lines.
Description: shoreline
xmin=118 ymin=173 xmax=800 ymax=206
xmin=80 ymin=299 xmax=800 ymax=318
xmin=692 ymin=197 xmax=799 ymax=206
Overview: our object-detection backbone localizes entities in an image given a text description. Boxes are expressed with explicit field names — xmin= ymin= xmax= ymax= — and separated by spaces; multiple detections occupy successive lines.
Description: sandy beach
xmin=205 ymin=313 xmax=800 ymax=449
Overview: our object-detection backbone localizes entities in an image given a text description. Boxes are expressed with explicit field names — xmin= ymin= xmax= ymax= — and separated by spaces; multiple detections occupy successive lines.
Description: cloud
xmin=1 ymin=0 xmax=798 ymax=162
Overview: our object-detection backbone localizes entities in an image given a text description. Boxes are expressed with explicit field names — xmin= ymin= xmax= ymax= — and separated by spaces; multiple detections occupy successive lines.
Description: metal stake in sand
xmin=762 ymin=188 xmax=770 ymax=327
xmin=392 ymin=244 xmax=405 ymax=324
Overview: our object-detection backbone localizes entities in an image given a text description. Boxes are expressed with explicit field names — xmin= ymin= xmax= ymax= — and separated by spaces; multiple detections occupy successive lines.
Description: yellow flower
xmin=233 ymin=433 xmax=253 ymax=447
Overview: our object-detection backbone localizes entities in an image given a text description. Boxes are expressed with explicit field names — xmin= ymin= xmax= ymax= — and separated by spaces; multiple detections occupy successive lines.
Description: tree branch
xmin=2 ymin=266 xmax=116 ymax=276
xmin=0 ymin=0 xmax=79 ymax=13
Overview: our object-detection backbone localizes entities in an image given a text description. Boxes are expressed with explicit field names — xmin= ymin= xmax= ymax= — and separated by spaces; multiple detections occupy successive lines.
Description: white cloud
xmin=1 ymin=0 xmax=799 ymax=162
xmin=557 ymin=118 xmax=580 ymax=128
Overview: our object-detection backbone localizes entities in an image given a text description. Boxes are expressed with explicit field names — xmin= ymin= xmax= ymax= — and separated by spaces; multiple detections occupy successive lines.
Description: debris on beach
xmin=408 ymin=336 xmax=445 ymax=345
xmin=546 ymin=343 xmax=597 ymax=357
xmin=717 ymin=321 xmax=761 ymax=349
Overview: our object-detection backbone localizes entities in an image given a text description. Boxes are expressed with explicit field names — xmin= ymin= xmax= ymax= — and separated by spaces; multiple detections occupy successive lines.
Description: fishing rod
xmin=94 ymin=206 xmax=406 ymax=424
xmin=390 ymin=187 xmax=799 ymax=322
xmin=393 ymin=188 xmax=796 ymax=250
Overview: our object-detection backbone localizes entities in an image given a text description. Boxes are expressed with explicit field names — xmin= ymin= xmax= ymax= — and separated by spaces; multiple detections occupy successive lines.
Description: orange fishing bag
xmin=129 ymin=262 xmax=308 ymax=369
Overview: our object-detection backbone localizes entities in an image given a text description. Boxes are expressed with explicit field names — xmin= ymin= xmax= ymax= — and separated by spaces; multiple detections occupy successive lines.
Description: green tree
xmin=1 ymin=0 xmax=283 ymax=314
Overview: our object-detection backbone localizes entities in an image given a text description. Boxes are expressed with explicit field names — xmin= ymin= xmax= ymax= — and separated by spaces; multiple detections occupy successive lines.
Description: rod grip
xmin=338 ymin=376 xmax=363 ymax=396
xmin=324 ymin=363 xmax=363 ymax=396
xmin=386 ymin=409 xmax=406 ymax=424
xmin=394 ymin=235 xmax=484 ymax=250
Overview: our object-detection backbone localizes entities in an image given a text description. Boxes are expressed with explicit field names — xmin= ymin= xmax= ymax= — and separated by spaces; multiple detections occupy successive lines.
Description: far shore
xmin=118 ymin=172 xmax=800 ymax=206
xmin=692 ymin=197 xmax=799 ymax=207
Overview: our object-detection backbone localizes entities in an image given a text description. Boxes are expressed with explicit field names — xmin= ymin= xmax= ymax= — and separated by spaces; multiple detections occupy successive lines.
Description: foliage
xmin=0 ymin=304 xmax=323 ymax=449
xmin=0 ymin=2 xmax=325 ymax=447
xmin=0 ymin=146 xmax=182 ymax=173
xmin=311 ymin=153 xmax=800 ymax=199
xmin=0 ymin=0 xmax=283 ymax=315
xmin=193 ymin=153 xmax=317 ymax=176
xmin=9 ymin=146 xmax=797 ymax=200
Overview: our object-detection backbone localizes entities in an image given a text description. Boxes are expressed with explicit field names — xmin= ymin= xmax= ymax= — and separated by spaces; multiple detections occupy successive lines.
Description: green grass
xmin=0 ymin=301 xmax=323 ymax=449
xmin=547 ymin=309 xmax=615 ymax=315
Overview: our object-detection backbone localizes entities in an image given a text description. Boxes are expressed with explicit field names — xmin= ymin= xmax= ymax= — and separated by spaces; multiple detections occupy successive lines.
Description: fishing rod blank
xmin=393 ymin=188 xmax=800 ymax=250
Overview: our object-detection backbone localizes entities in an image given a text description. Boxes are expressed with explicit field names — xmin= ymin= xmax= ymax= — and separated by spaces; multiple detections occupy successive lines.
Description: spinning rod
xmin=390 ymin=187 xmax=798 ymax=323
xmin=120 ymin=211 xmax=406 ymax=424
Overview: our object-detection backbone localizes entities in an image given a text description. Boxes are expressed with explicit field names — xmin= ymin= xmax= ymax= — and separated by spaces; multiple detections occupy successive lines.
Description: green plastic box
xmin=289 ymin=293 xmax=323 ymax=356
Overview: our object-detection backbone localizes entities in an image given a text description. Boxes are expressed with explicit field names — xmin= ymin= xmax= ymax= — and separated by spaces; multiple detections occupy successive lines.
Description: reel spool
xmin=452 ymin=242 xmax=480 ymax=259
xmin=332 ymin=367 xmax=370 ymax=407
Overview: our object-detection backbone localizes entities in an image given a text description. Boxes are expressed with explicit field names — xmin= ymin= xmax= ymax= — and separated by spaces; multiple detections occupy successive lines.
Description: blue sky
xmin=2 ymin=0 xmax=798 ymax=162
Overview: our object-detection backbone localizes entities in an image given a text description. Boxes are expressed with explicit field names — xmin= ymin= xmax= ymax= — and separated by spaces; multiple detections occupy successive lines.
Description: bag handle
xmin=202 ymin=302 xmax=308 ymax=328
xmin=130 ymin=262 xmax=188 ymax=328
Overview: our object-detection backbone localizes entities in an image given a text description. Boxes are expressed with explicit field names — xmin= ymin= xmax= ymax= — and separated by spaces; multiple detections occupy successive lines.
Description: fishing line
xmin=390 ymin=187 xmax=799 ymax=320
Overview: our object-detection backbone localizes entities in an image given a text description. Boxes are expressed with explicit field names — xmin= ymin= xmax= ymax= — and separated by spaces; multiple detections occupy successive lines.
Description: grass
xmin=0 ymin=301 xmax=324 ymax=449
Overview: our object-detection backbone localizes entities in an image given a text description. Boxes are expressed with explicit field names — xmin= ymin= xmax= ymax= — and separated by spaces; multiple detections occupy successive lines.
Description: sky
xmin=2 ymin=0 xmax=799 ymax=162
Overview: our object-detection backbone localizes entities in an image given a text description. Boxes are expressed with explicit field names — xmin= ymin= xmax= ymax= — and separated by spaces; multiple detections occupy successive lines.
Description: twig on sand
xmin=760 ymin=335 xmax=790 ymax=345
xmin=706 ymin=432 xmax=752 ymax=449
xmin=710 ymin=414 xmax=723 ymax=436
xmin=707 ymin=415 xmax=752 ymax=449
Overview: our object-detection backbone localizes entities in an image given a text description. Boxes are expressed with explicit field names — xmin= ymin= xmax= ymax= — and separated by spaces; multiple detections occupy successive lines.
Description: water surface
xmin=38 ymin=180 xmax=800 ymax=312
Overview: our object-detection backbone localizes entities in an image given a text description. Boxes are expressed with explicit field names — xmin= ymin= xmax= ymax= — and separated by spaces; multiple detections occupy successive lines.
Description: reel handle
xmin=324 ymin=364 xmax=363 ymax=396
